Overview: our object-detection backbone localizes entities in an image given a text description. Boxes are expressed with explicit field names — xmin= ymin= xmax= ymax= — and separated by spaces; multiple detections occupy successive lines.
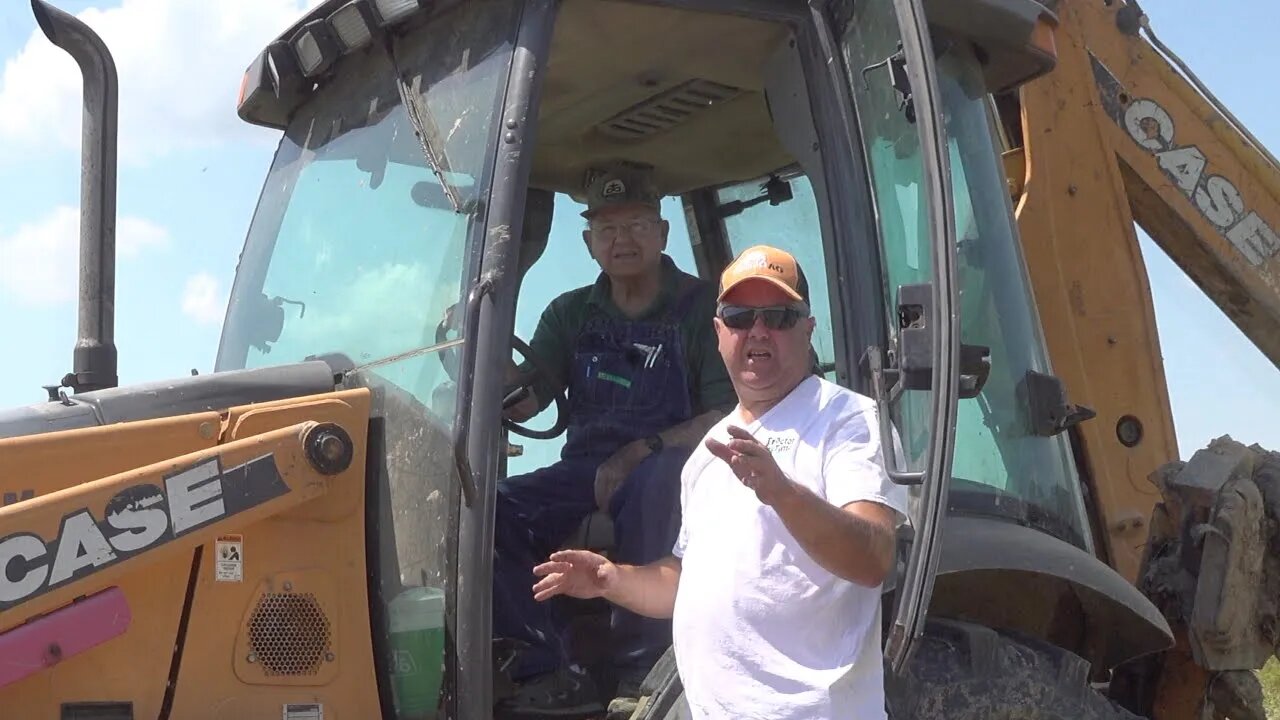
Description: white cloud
xmin=0 ymin=0 xmax=323 ymax=165
xmin=181 ymin=272 xmax=225 ymax=325
xmin=0 ymin=205 xmax=169 ymax=306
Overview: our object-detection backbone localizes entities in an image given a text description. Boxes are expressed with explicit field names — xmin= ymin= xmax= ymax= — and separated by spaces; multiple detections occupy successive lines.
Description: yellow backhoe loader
xmin=0 ymin=0 xmax=1275 ymax=718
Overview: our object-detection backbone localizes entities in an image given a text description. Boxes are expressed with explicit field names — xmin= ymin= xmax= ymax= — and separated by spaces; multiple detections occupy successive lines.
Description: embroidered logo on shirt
xmin=763 ymin=435 xmax=796 ymax=454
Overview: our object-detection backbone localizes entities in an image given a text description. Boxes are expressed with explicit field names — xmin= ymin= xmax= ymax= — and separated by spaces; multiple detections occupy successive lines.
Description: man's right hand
xmin=531 ymin=550 xmax=617 ymax=601
xmin=503 ymin=362 xmax=540 ymax=422
xmin=503 ymin=389 xmax=539 ymax=423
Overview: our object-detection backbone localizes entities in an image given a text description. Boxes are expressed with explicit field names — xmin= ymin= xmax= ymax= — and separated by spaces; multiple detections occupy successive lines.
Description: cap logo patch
xmin=740 ymin=250 xmax=785 ymax=275
xmin=602 ymin=178 xmax=626 ymax=197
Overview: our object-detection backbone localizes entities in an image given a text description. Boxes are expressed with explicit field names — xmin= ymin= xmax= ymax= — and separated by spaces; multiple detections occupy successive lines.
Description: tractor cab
xmin=214 ymin=0 xmax=1081 ymax=715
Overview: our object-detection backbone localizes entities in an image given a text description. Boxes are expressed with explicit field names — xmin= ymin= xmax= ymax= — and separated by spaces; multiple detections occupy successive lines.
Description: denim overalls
xmin=493 ymin=278 xmax=706 ymax=682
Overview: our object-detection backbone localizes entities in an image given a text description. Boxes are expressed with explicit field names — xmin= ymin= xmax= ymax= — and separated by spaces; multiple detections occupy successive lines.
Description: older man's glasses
xmin=717 ymin=303 xmax=809 ymax=330
xmin=590 ymin=217 xmax=660 ymax=241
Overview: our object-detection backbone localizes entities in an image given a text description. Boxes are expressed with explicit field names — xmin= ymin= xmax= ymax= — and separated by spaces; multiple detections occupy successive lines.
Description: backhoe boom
xmin=1089 ymin=7 xmax=1280 ymax=365
xmin=1002 ymin=2 xmax=1280 ymax=717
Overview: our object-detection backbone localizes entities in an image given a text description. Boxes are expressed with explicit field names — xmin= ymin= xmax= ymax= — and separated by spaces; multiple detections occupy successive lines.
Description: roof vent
xmin=597 ymin=79 xmax=743 ymax=140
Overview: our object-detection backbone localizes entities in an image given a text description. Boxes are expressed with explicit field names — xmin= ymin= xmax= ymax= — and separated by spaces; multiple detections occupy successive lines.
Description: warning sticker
xmin=214 ymin=534 xmax=243 ymax=582
xmin=283 ymin=703 xmax=323 ymax=720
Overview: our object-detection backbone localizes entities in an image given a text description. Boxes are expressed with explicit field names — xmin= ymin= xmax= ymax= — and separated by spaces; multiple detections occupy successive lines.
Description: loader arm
xmin=0 ymin=389 xmax=383 ymax=719
xmin=999 ymin=2 xmax=1280 ymax=718
xmin=0 ymin=419 xmax=350 ymax=625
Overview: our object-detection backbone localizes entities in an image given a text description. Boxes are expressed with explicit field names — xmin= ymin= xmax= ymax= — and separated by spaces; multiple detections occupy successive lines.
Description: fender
xmin=919 ymin=515 xmax=1173 ymax=672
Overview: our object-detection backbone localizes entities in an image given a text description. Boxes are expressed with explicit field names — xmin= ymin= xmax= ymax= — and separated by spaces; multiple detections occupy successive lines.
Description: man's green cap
xmin=581 ymin=161 xmax=662 ymax=218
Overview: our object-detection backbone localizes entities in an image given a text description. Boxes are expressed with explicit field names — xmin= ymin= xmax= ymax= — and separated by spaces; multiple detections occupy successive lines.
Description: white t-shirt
xmin=671 ymin=375 xmax=908 ymax=720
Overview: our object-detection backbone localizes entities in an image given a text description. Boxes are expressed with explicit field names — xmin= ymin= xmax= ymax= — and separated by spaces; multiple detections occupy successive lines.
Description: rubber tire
xmin=885 ymin=619 xmax=1142 ymax=720
xmin=631 ymin=621 xmax=1141 ymax=720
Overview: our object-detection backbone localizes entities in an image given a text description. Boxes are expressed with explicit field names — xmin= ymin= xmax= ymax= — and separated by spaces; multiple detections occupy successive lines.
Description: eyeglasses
xmin=590 ymin=217 xmax=660 ymax=241
xmin=717 ymin=303 xmax=809 ymax=330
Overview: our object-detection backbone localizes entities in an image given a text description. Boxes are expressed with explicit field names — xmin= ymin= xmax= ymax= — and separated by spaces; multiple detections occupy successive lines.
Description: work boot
xmin=604 ymin=696 xmax=639 ymax=720
xmin=604 ymin=669 xmax=648 ymax=720
xmin=493 ymin=665 xmax=605 ymax=719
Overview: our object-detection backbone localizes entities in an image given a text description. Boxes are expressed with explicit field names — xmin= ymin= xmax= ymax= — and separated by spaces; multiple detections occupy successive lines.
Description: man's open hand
xmin=705 ymin=425 xmax=797 ymax=507
xmin=532 ymin=550 xmax=618 ymax=602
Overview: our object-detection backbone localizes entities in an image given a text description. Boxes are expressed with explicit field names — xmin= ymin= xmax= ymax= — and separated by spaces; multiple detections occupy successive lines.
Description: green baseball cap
xmin=581 ymin=161 xmax=662 ymax=218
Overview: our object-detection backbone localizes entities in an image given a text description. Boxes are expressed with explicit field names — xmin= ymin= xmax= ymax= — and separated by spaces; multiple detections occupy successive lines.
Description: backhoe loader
xmin=0 ymin=0 xmax=1276 ymax=718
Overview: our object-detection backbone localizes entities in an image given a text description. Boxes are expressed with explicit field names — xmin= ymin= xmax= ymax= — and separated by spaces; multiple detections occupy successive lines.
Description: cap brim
xmin=580 ymin=199 xmax=661 ymax=219
xmin=717 ymin=275 xmax=804 ymax=303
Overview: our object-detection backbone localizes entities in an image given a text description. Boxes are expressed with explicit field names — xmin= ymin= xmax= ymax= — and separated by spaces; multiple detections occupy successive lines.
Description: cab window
xmin=714 ymin=172 xmax=837 ymax=382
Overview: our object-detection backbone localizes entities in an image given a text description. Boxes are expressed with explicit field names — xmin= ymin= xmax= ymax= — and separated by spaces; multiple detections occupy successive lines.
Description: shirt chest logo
xmin=763 ymin=434 xmax=796 ymax=455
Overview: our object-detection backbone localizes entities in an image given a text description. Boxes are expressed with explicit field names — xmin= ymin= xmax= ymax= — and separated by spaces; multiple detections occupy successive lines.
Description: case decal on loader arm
xmin=0 ymin=415 xmax=358 ymax=634
xmin=0 ymin=453 xmax=289 ymax=611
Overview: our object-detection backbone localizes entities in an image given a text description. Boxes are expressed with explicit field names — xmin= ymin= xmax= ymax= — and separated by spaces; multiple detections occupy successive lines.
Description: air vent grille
xmin=598 ymin=79 xmax=743 ymax=140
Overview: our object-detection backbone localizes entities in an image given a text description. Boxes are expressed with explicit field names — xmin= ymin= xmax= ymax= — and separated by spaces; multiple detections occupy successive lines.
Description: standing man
xmin=493 ymin=161 xmax=734 ymax=718
xmin=530 ymin=245 xmax=909 ymax=719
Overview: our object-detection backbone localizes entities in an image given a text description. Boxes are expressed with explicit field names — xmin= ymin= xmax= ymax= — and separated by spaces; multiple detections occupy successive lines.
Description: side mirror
xmin=242 ymin=293 xmax=306 ymax=354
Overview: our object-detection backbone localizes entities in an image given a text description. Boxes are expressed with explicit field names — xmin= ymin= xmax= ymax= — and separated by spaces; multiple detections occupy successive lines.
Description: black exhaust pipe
xmin=31 ymin=0 xmax=119 ymax=394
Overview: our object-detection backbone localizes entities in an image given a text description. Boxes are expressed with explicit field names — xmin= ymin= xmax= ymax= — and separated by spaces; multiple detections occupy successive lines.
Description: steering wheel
xmin=434 ymin=306 xmax=569 ymax=441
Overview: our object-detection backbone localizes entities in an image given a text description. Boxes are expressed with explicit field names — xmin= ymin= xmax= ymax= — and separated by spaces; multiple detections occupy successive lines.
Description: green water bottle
xmin=389 ymin=586 xmax=446 ymax=719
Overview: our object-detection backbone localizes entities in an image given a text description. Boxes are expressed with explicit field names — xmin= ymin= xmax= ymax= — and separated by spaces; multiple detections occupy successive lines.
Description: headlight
xmin=329 ymin=0 xmax=377 ymax=52
xmin=291 ymin=19 xmax=339 ymax=78
xmin=372 ymin=0 xmax=432 ymax=27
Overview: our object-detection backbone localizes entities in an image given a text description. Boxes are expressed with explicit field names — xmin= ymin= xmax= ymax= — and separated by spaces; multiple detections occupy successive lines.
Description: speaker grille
xmin=247 ymin=592 xmax=332 ymax=676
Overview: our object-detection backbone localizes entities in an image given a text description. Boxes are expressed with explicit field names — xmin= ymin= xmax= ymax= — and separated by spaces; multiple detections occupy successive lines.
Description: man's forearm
xmin=772 ymin=484 xmax=895 ymax=587
xmin=658 ymin=409 xmax=725 ymax=449
xmin=603 ymin=556 xmax=682 ymax=619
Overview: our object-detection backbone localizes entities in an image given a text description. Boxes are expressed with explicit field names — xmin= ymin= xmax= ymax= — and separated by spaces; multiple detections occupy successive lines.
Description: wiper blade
xmin=387 ymin=48 xmax=465 ymax=214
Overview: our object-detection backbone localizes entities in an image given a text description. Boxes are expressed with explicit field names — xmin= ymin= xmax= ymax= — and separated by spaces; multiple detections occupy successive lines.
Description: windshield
xmin=215 ymin=0 xmax=521 ymax=714
xmin=843 ymin=15 xmax=1091 ymax=549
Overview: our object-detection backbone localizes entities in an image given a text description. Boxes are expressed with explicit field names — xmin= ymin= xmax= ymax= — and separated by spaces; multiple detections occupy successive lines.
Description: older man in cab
xmin=492 ymin=161 xmax=733 ymax=718
xmin=529 ymin=245 xmax=909 ymax=719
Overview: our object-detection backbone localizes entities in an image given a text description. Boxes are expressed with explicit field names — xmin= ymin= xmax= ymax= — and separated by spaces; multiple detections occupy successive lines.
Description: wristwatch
xmin=645 ymin=434 xmax=664 ymax=453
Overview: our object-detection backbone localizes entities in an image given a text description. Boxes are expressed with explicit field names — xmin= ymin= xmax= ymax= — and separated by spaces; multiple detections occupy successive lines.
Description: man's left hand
xmin=595 ymin=439 xmax=650 ymax=510
xmin=706 ymin=425 xmax=797 ymax=507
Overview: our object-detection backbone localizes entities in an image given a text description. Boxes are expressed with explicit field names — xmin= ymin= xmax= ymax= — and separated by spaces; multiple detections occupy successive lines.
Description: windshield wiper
xmin=386 ymin=46 xmax=465 ymax=214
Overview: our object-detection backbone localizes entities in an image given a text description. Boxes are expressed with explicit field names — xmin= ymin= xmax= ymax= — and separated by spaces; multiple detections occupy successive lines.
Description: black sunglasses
xmin=717 ymin=303 xmax=809 ymax=330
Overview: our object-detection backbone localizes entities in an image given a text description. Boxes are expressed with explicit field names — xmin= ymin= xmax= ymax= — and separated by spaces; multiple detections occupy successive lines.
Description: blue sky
xmin=0 ymin=0 xmax=1276 ymax=464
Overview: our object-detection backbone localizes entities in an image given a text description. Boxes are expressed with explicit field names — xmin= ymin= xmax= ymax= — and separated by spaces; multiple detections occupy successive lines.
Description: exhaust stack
xmin=31 ymin=0 xmax=119 ymax=393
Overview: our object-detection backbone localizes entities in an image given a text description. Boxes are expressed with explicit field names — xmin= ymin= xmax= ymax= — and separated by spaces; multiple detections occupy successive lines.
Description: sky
xmin=0 ymin=0 xmax=1276 ymax=467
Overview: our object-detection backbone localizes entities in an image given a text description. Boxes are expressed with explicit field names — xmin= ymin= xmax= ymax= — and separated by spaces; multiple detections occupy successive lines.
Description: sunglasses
xmin=717 ymin=303 xmax=809 ymax=330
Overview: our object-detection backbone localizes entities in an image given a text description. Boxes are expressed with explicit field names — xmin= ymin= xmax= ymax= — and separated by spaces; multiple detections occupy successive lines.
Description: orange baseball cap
xmin=717 ymin=245 xmax=810 ymax=304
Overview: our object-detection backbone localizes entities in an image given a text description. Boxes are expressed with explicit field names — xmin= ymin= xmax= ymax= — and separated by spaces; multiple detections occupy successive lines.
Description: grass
xmin=1262 ymin=658 xmax=1280 ymax=719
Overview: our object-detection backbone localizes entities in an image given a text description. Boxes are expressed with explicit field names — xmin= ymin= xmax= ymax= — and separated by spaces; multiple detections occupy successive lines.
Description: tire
xmin=630 ymin=620 xmax=1139 ymax=720
xmin=886 ymin=619 xmax=1142 ymax=720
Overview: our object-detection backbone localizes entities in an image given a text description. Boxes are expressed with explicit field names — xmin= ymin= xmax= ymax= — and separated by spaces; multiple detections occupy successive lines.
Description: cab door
xmin=830 ymin=0 xmax=962 ymax=673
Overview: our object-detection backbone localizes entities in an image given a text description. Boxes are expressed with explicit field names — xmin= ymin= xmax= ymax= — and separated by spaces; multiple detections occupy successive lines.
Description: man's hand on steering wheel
xmin=502 ymin=367 xmax=541 ymax=423
xmin=433 ymin=304 xmax=569 ymax=441
xmin=500 ymin=336 xmax=569 ymax=440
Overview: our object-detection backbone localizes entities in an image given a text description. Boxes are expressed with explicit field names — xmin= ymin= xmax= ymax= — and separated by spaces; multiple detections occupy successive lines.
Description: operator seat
xmin=566 ymin=508 xmax=617 ymax=554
